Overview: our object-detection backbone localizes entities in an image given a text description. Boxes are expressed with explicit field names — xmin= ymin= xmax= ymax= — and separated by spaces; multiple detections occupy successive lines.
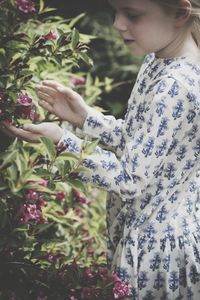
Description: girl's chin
xmin=127 ymin=45 xmax=146 ymax=57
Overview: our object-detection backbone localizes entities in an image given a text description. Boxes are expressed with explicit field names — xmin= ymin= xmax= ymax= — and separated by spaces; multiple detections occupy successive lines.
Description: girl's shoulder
xmin=142 ymin=53 xmax=200 ymax=89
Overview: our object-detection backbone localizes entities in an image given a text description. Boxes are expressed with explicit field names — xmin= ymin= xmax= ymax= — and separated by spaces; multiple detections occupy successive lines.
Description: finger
xmin=41 ymin=80 xmax=77 ymax=101
xmin=37 ymin=91 xmax=54 ymax=105
xmin=37 ymin=85 xmax=56 ymax=99
xmin=39 ymin=101 xmax=54 ymax=113
xmin=42 ymin=80 xmax=63 ymax=89
xmin=3 ymin=123 xmax=39 ymax=142
xmin=56 ymin=86 xmax=77 ymax=100
xmin=0 ymin=125 xmax=15 ymax=138
xmin=23 ymin=123 xmax=41 ymax=132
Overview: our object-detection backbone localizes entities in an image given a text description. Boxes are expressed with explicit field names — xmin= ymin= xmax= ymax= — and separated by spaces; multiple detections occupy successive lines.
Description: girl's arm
xmin=36 ymin=80 xmax=125 ymax=154
xmin=54 ymin=77 xmax=196 ymax=200
xmin=4 ymin=77 xmax=195 ymax=201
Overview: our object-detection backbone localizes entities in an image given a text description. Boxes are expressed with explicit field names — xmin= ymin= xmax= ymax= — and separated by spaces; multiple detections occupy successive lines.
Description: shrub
xmin=0 ymin=1 xmax=131 ymax=299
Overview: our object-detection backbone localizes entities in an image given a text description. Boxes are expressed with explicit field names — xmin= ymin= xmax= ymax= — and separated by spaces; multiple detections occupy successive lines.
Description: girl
xmin=3 ymin=0 xmax=200 ymax=298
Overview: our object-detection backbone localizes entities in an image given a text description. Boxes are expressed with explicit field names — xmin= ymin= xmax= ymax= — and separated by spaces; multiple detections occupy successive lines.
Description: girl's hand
xmin=37 ymin=80 xmax=90 ymax=128
xmin=1 ymin=122 xmax=64 ymax=144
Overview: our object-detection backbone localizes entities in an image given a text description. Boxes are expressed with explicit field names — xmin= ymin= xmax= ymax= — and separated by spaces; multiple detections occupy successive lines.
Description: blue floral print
xmin=58 ymin=53 xmax=200 ymax=299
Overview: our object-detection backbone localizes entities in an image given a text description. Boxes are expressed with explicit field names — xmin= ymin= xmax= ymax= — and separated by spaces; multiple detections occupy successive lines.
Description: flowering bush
xmin=0 ymin=0 xmax=99 ymax=125
xmin=0 ymin=138 xmax=131 ymax=299
xmin=0 ymin=1 xmax=132 ymax=299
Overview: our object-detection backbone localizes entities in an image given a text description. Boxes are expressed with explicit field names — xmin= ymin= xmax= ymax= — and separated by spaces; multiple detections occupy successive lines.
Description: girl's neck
xmin=155 ymin=30 xmax=200 ymax=61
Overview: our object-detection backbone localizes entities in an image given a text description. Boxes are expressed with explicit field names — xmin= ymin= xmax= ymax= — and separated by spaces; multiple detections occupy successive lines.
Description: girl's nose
xmin=113 ymin=13 xmax=128 ymax=32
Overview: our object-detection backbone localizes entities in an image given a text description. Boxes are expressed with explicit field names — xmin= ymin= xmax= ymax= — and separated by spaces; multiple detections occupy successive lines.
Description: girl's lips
xmin=124 ymin=39 xmax=135 ymax=44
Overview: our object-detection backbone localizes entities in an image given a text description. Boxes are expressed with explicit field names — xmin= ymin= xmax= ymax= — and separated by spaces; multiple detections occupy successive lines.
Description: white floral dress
xmin=59 ymin=53 xmax=200 ymax=299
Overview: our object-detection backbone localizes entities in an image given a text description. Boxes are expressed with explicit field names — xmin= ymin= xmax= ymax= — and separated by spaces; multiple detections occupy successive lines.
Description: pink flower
xmin=17 ymin=94 xmax=32 ymax=106
xmin=69 ymin=76 xmax=85 ymax=86
xmin=36 ymin=293 xmax=48 ymax=300
xmin=69 ymin=296 xmax=78 ymax=300
xmin=29 ymin=109 xmax=39 ymax=121
xmin=17 ymin=203 xmax=45 ymax=224
xmin=37 ymin=196 xmax=47 ymax=208
xmin=68 ymin=289 xmax=79 ymax=300
xmin=25 ymin=190 xmax=40 ymax=201
xmin=112 ymin=273 xmax=132 ymax=299
xmin=84 ymin=268 xmax=96 ymax=282
xmin=36 ymin=181 xmax=48 ymax=188
xmin=74 ymin=207 xmax=85 ymax=218
xmin=17 ymin=105 xmax=38 ymax=121
xmin=73 ymin=189 xmax=87 ymax=204
xmin=46 ymin=252 xmax=64 ymax=264
xmin=42 ymin=31 xmax=58 ymax=41
xmin=55 ymin=191 xmax=66 ymax=202
xmin=16 ymin=0 xmax=35 ymax=13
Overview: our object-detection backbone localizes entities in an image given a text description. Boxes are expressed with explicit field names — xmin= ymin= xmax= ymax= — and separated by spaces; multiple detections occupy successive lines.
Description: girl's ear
xmin=175 ymin=0 xmax=192 ymax=27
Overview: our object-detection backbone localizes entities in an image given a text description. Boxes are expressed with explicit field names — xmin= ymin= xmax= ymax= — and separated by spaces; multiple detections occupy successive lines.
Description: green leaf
xmin=79 ymin=52 xmax=93 ymax=66
xmin=39 ymin=137 xmax=56 ymax=161
xmin=39 ymin=7 xmax=57 ymax=14
xmin=82 ymin=139 xmax=99 ymax=155
xmin=15 ymin=152 xmax=27 ymax=176
xmin=56 ymin=161 xmax=72 ymax=178
xmin=71 ymin=28 xmax=80 ymax=49
xmin=35 ymin=222 xmax=54 ymax=234
xmin=47 ymin=180 xmax=56 ymax=190
xmin=36 ymin=169 xmax=53 ymax=177
xmin=68 ymin=178 xmax=87 ymax=194
xmin=7 ymin=164 xmax=18 ymax=182
xmin=24 ymin=183 xmax=53 ymax=194
xmin=0 ymin=185 xmax=7 ymax=191
xmin=55 ymin=152 xmax=79 ymax=162
xmin=0 ymin=150 xmax=18 ymax=168
xmin=0 ymin=48 xmax=6 ymax=57
xmin=69 ymin=13 xmax=85 ymax=28
xmin=74 ymin=166 xmax=90 ymax=174
xmin=39 ymin=0 xmax=45 ymax=13
xmin=20 ymin=169 xmax=33 ymax=183
xmin=44 ymin=212 xmax=68 ymax=225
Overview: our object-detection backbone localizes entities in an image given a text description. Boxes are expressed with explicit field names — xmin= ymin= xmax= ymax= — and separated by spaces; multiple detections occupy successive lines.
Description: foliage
xmin=0 ymin=0 xmax=132 ymax=299
xmin=0 ymin=0 xmax=111 ymax=125
xmin=0 ymin=138 xmax=131 ymax=299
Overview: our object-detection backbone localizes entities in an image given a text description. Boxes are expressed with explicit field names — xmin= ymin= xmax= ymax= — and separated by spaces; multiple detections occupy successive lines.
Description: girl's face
xmin=109 ymin=0 xmax=182 ymax=57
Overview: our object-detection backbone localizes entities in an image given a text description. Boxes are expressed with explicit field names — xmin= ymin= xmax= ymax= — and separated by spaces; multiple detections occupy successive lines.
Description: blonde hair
xmin=152 ymin=0 xmax=200 ymax=47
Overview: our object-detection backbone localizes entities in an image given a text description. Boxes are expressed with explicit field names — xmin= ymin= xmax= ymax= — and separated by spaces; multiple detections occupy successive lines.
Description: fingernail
xmin=57 ymin=86 xmax=64 ymax=92
xmin=23 ymin=124 xmax=29 ymax=130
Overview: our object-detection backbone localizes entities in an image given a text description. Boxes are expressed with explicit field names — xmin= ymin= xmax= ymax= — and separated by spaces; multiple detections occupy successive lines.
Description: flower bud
xmin=16 ymin=0 xmax=36 ymax=14
xmin=42 ymin=31 xmax=58 ymax=41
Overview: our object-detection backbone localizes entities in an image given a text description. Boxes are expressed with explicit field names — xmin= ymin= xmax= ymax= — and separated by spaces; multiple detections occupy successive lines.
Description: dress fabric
xmin=59 ymin=53 xmax=200 ymax=299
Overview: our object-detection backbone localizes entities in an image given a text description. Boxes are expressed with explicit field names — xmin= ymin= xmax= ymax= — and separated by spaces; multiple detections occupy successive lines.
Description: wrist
xmin=54 ymin=127 xmax=64 ymax=144
xmin=76 ymin=106 xmax=91 ymax=129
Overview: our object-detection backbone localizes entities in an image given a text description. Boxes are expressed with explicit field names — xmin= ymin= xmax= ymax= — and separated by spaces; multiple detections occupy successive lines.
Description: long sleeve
xmin=73 ymin=55 xmax=150 ymax=155
xmin=82 ymin=108 xmax=125 ymax=155
xmin=61 ymin=108 xmax=126 ymax=157
xmin=58 ymin=77 xmax=195 ymax=201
